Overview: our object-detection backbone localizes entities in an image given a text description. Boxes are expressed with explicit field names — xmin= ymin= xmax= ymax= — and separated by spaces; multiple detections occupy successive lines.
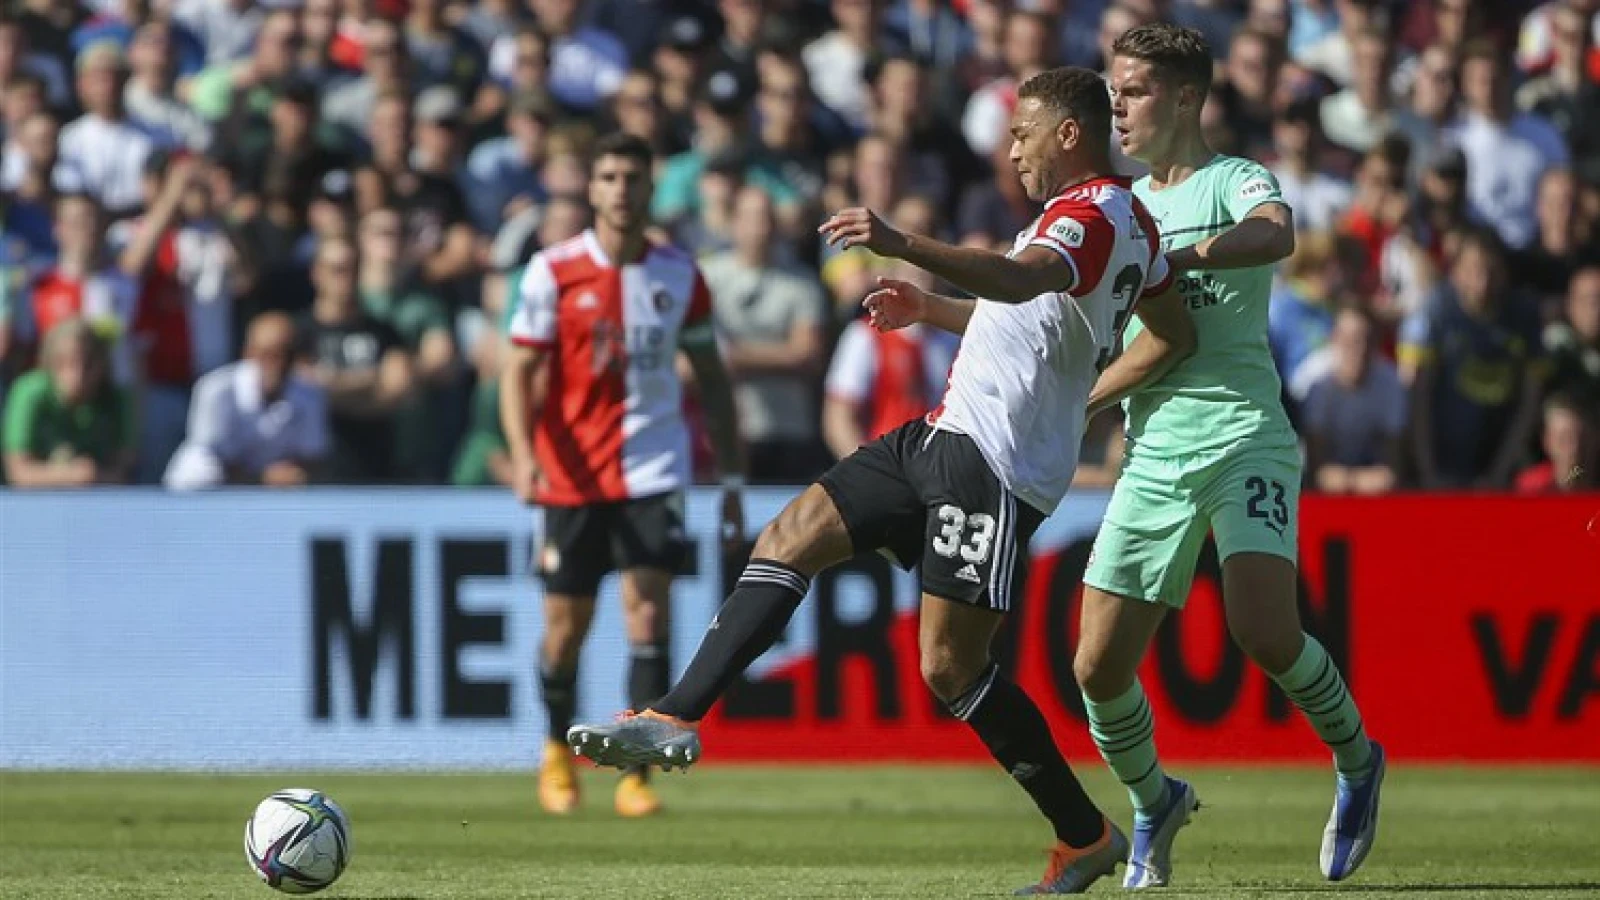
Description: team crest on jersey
xmin=652 ymin=287 xmax=673 ymax=313
xmin=1047 ymin=217 xmax=1086 ymax=248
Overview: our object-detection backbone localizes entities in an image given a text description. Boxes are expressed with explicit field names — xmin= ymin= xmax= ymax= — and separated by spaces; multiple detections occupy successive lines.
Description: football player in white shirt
xmin=570 ymin=66 xmax=1195 ymax=895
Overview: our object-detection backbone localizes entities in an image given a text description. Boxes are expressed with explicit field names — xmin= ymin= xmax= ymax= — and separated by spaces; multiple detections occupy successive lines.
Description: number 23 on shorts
xmin=1244 ymin=475 xmax=1290 ymax=534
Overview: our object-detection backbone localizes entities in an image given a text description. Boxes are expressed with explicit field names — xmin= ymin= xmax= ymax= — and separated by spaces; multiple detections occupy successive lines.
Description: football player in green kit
xmin=1079 ymin=23 xmax=1385 ymax=888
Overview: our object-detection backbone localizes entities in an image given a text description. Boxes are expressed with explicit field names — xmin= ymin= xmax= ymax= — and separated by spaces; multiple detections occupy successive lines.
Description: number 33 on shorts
xmin=931 ymin=505 xmax=997 ymax=563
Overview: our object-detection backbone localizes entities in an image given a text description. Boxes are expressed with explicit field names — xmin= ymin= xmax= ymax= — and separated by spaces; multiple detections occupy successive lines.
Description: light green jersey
xmin=1123 ymin=154 xmax=1297 ymax=457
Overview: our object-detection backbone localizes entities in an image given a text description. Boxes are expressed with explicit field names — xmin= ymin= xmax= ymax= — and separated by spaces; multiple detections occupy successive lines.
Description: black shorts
xmin=818 ymin=418 xmax=1046 ymax=611
xmin=537 ymin=491 xmax=688 ymax=596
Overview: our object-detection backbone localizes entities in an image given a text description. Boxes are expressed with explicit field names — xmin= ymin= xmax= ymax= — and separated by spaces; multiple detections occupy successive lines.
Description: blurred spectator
xmin=1321 ymin=27 xmax=1429 ymax=155
xmin=74 ymin=0 xmax=208 ymax=79
xmin=125 ymin=21 xmax=213 ymax=152
xmin=298 ymin=0 xmax=347 ymax=89
xmin=821 ymin=147 xmax=920 ymax=309
xmin=753 ymin=50 xmax=848 ymax=217
xmin=1445 ymin=41 xmax=1570 ymax=249
xmin=652 ymin=69 xmax=796 ymax=227
xmin=54 ymin=42 xmax=153 ymax=217
xmin=1269 ymin=231 xmax=1340 ymax=394
xmin=884 ymin=0 xmax=972 ymax=71
xmin=4 ymin=110 xmax=61 ymax=264
xmin=1403 ymin=44 xmax=1460 ymax=169
xmin=649 ymin=18 xmax=703 ymax=147
xmin=1514 ymin=392 xmax=1597 ymax=492
xmin=404 ymin=0 xmax=486 ymax=100
xmin=321 ymin=14 xmax=407 ymax=136
xmin=163 ymin=311 xmax=330 ymax=490
xmin=1375 ymin=144 xmax=1470 ymax=322
xmin=1287 ymin=0 xmax=1340 ymax=58
xmin=1516 ymin=1 xmax=1595 ymax=143
xmin=606 ymin=69 xmax=672 ymax=157
xmin=821 ymin=267 xmax=957 ymax=458
xmin=1516 ymin=0 xmax=1600 ymax=76
xmin=867 ymin=54 xmax=975 ymax=210
xmin=806 ymin=0 xmax=896 ymax=131
xmin=1403 ymin=228 xmax=1545 ymax=488
xmin=1215 ymin=27 xmax=1282 ymax=158
xmin=701 ymin=186 xmax=829 ymax=483
xmin=1269 ymin=100 xmax=1354 ymax=232
xmin=955 ymin=0 xmax=1008 ymax=93
xmin=186 ymin=8 xmax=300 ymax=125
xmin=173 ymin=0 xmax=263 ymax=67
xmin=1303 ymin=306 xmax=1407 ymax=494
xmin=2 ymin=318 xmax=133 ymax=488
xmin=221 ymin=79 xmax=348 ymax=212
xmin=1174 ymin=0 xmax=1244 ymax=56
xmin=0 ymin=13 xmax=71 ymax=110
xmin=1297 ymin=0 xmax=1394 ymax=86
xmin=1340 ymin=135 xmax=1410 ymax=295
xmin=1544 ymin=264 xmax=1600 ymax=406
xmin=115 ymin=154 xmax=238 ymax=482
xmin=962 ymin=9 xmax=1053 ymax=159
xmin=464 ymin=90 xmax=553 ymax=234
xmin=523 ymin=0 xmax=625 ymax=113
xmin=24 ymin=194 xmax=138 ymax=384
xmin=957 ymin=140 xmax=1035 ymax=251
xmin=296 ymin=236 xmax=414 ymax=483
xmin=460 ymin=0 xmax=523 ymax=53
xmin=1510 ymin=167 xmax=1593 ymax=303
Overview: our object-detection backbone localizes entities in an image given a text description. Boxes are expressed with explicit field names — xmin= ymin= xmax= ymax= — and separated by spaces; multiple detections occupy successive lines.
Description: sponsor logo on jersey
xmin=1046 ymin=217 xmax=1086 ymax=248
xmin=1239 ymin=178 xmax=1274 ymax=200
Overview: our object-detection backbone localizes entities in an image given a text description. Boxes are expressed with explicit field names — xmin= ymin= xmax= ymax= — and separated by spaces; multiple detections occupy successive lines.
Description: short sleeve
xmin=824 ymin=322 xmax=877 ymax=402
xmin=507 ymin=255 xmax=558 ymax=348
xmin=1 ymin=371 xmax=46 ymax=455
xmin=1027 ymin=200 xmax=1117 ymax=295
xmin=679 ymin=270 xmax=716 ymax=348
xmin=1224 ymin=160 xmax=1286 ymax=222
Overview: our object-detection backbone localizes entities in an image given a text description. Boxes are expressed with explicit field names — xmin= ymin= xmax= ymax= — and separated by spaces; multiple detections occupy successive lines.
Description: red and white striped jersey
xmin=508 ymin=229 xmax=715 ymax=506
xmin=930 ymin=175 xmax=1173 ymax=513
xmin=825 ymin=321 xmax=958 ymax=443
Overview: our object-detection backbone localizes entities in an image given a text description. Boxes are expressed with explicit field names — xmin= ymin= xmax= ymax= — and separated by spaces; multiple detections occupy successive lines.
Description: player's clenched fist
xmin=863 ymin=277 xmax=928 ymax=332
xmin=818 ymin=207 xmax=909 ymax=256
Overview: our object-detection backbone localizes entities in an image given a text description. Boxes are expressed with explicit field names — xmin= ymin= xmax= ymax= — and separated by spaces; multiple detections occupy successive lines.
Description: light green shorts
xmin=1084 ymin=443 xmax=1301 ymax=608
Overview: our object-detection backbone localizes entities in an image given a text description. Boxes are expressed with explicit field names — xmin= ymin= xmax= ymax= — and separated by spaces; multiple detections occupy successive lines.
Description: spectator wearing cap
xmin=1302 ymin=305 xmax=1407 ymax=494
xmin=523 ymin=0 xmax=627 ymax=112
xmin=1403 ymin=228 xmax=1546 ymax=487
xmin=1445 ymin=41 xmax=1570 ymax=250
xmin=701 ymin=186 xmax=829 ymax=482
xmin=464 ymin=91 xmax=553 ymax=234
xmin=1320 ymin=26 xmax=1430 ymax=155
xmin=73 ymin=0 xmax=208 ymax=80
xmin=962 ymin=9 xmax=1053 ymax=159
xmin=53 ymin=41 xmax=154 ymax=218
xmin=321 ymin=15 xmax=408 ymax=137
xmin=1511 ymin=168 xmax=1593 ymax=302
xmin=163 ymin=310 xmax=329 ymax=489
xmin=1269 ymin=100 xmax=1353 ymax=233
xmin=404 ymin=0 xmax=487 ymax=102
xmin=1515 ymin=393 xmax=1597 ymax=492
xmin=1215 ymin=27 xmax=1284 ymax=159
xmin=125 ymin=21 xmax=214 ymax=152
xmin=806 ymin=0 xmax=902 ymax=132
xmin=114 ymin=154 xmax=239 ymax=481
xmin=0 ymin=14 xmax=71 ymax=110
xmin=173 ymin=0 xmax=264 ymax=67
xmin=296 ymin=236 xmax=415 ymax=483
xmin=186 ymin=8 xmax=301 ymax=125
xmin=3 ymin=318 xmax=133 ymax=488
xmin=652 ymin=68 xmax=797 ymax=227
xmin=1544 ymin=265 xmax=1600 ymax=408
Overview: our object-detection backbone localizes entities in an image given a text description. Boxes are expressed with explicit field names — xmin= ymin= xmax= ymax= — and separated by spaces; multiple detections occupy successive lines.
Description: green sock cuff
xmin=1275 ymin=633 xmax=1327 ymax=687
xmin=1081 ymin=680 xmax=1147 ymax=724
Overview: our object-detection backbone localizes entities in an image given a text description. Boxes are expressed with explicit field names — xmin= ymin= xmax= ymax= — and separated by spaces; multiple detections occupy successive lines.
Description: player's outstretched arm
xmin=1166 ymin=202 xmax=1295 ymax=272
xmin=820 ymin=208 xmax=1072 ymax=304
xmin=864 ymin=277 xmax=976 ymax=335
xmin=1085 ymin=286 xmax=1196 ymax=418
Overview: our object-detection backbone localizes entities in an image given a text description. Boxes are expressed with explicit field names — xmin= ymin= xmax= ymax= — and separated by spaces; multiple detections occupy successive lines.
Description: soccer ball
xmin=244 ymin=789 xmax=352 ymax=893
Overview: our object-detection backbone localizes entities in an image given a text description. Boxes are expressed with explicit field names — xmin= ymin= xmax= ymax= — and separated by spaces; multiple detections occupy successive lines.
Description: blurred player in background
xmin=499 ymin=132 xmax=746 ymax=819
xmin=571 ymin=67 xmax=1197 ymax=894
xmin=1078 ymin=23 xmax=1385 ymax=888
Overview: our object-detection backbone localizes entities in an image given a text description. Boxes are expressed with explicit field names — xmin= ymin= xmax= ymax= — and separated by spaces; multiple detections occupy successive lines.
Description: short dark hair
xmin=1017 ymin=66 xmax=1112 ymax=147
xmin=1112 ymin=23 xmax=1214 ymax=94
xmin=591 ymin=131 xmax=654 ymax=169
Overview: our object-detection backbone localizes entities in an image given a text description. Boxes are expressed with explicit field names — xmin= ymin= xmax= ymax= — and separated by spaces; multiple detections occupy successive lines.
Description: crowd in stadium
xmin=0 ymin=0 xmax=1596 ymax=494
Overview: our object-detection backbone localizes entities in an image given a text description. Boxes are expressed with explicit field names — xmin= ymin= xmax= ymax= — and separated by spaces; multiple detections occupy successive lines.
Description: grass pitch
xmin=2 ymin=766 xmax=1598 ymax=899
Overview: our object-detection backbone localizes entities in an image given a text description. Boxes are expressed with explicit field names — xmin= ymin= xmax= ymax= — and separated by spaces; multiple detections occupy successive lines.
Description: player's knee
xmin=623 ymin=599 xmax=665 ymax=644
xmin=1229 ymin=619 xmax=1301 ymax=675
xmin=1073 ymin=648 xmax=1130 ymax=701
xmin=920 ymin=646 xmax=984 ymax=702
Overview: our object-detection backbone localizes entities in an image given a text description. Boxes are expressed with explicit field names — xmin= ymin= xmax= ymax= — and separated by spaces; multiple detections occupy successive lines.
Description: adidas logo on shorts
xmin=955 ymin=563 xmax=981 ymax=583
